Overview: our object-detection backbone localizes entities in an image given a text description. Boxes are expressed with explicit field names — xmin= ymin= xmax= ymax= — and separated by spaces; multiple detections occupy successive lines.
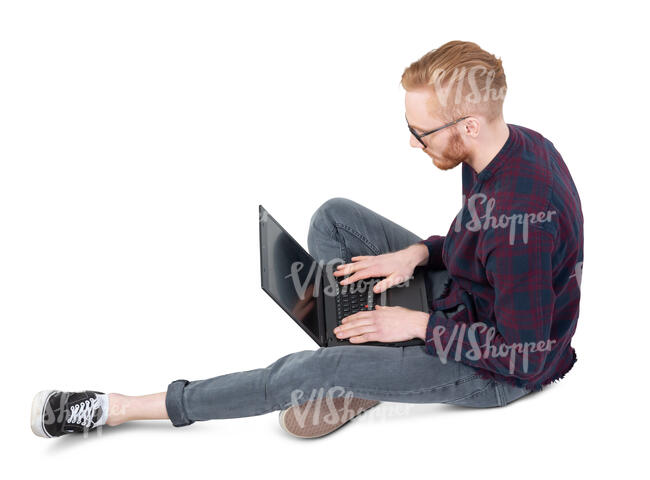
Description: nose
xmin=409 ymin=134 xmax=424 ymax=149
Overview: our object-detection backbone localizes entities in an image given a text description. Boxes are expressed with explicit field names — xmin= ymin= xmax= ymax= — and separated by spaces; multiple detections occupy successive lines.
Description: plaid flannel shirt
xmin=420 ymin=124 xmax=583 ymax=392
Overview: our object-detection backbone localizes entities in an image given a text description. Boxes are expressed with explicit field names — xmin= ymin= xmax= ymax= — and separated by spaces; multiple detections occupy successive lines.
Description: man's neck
xmin=465 ymin=119 xmax=510 ymax=175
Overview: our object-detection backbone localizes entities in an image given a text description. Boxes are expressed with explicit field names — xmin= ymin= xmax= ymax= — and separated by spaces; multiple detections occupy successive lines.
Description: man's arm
xmin=422 ymin=225 xmax=556 ymax=381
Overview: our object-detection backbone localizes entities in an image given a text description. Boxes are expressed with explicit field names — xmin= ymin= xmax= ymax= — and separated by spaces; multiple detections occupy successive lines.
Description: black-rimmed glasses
xmin=406 ymin=113 xmax=469 ymax=147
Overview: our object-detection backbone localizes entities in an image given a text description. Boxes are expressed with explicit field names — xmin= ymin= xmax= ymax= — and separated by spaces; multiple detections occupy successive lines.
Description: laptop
xmin=259 ymin=205 xmax=428 ymax=347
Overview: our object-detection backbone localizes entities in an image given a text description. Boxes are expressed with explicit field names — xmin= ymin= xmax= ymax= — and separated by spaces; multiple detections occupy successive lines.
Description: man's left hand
xmin=333 ymin=305 xmax=430 ymax=343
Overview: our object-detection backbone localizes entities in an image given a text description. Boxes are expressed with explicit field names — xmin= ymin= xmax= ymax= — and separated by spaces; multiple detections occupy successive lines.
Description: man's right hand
xmin=333 ymin=243 xmax=429 ymax=294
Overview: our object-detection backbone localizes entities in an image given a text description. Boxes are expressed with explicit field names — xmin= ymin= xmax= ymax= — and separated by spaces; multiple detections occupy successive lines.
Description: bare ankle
xmin=106 ymin=393 xmax=129 ymax=426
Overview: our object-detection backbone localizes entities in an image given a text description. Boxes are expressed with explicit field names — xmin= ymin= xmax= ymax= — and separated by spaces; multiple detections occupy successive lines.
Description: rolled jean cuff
xmin=166 ymin=379 xmax=194 ymax=427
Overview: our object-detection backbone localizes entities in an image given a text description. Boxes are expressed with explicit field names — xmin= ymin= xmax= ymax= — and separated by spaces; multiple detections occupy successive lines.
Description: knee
xmin=266 ymin=348 xmax=341 ymax=408
xmin=266 ymin=350 xmax=322 ymax=402
xmin=308 ymin=197 xmax=356 ymax=237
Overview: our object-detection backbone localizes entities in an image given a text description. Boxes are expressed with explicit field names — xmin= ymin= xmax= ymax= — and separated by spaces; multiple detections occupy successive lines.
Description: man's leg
xmin=161 ymin=341 xmax=522 ymax=428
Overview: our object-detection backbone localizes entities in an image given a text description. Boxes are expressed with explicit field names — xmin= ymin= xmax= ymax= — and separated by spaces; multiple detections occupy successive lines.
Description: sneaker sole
xmin=279 ymin=397 xmax=380 ymax=439
xmin=31 ymin=390 xmax=56 ymax=438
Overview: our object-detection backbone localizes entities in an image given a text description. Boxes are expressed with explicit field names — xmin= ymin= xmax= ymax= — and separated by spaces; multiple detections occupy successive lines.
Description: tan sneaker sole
xmin=279 ymin=396 xmax=380 ymax=439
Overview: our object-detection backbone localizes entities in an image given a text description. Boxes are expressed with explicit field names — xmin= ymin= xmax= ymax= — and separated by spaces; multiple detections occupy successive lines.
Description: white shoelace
xmin=68 ymin=398 xmax=101 ymax=427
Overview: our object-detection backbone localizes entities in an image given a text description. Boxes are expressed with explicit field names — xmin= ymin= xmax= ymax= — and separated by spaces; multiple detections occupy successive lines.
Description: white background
xmin=1 ymin=1 xmax=647 ymax=478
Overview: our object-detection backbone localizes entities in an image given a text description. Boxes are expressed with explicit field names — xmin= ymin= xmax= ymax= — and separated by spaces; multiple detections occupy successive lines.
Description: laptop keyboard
xmin=334 ymin=276 xmax=383 ymax=325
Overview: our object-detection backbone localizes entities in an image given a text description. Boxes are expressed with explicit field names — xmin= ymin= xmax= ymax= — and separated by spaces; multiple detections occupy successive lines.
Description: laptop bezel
xmin=259 ymin=205 xmax=326 ymax=347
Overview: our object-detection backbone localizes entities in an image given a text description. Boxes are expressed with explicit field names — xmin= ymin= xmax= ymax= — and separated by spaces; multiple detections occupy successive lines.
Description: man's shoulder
xmin=506 ymin=123 xmax=581 ymax=226
xmin=469 ymin=124 xmax=562 ymax=240
xmin=509 ymin=123 xmax=548 ymax=145
xmin=485 ymin=126 xmax=553 ymax=211
xmin=506 ymin=123 xmax=558 ymax=175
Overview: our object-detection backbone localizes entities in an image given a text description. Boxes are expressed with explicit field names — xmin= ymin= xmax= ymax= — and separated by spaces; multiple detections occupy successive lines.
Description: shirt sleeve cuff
xmin=424 ymin=309 xmax=453 ymax=357
xmin=419 ymin=235 xmax=446 ymax=270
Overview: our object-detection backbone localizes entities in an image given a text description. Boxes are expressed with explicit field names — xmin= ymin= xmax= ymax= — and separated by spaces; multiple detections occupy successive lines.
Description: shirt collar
xmin=474 ymin=123 xmax=516 ymax=184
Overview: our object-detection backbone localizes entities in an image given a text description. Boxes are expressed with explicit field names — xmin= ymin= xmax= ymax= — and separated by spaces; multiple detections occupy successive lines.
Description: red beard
xmin=427 ymin=129 xmax=469 ymax=171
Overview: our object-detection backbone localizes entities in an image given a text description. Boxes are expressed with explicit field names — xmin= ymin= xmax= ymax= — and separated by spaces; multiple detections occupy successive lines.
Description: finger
xmin=339 ymin=270 xmax=373 ymax=285
xmin=372 ymin=279 xmax=387 ymax=293
xmin=337 ymin=324 xmax=376 ymax=340
xmin=373 ymin=304 xmax=396 ymax=312
xmin=372 ymin=277 xmax=394 ymax=293
xmin=336 ymin=260 xmax=369 ymax=277
xmin=335 ymin=260 xmax=361 ymax=270
xmin=350 ymin=255 xmax=372 ymax=261
xmin=333 ymin=267 xmax=361 ymax=277
xmin=336 ymin=320 xmax=374 ymax=335
xmin=335 ymin=324 xmax=370 ymax=339
xmin=341 ymin=311 xmax=372 ymax=323
xmin=333 ymin=263 xmax=357 ymax=277
xmin=349 ymin=332 xmax=378 ymax=343
xmin=373 ymin=274 xmax=404 ymax=293
xmin=338 ymin=257 xmax=367 ymax=267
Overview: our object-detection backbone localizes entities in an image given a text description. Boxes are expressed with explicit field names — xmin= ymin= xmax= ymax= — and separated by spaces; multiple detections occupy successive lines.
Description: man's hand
xmin=333 ymin=305 xmax=430 ymax=343
xmin=333 ymin=243 xmax=429 ymax=294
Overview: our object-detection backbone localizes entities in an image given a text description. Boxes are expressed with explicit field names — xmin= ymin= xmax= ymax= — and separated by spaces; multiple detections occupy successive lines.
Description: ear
xmin=463 ymin=117 xmax=480 ymax=138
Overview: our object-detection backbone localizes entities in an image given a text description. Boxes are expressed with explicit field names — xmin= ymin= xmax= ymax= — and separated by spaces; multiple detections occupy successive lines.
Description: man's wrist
xmin=404 ymin=243 xmax=429 ymax=268
xmin=412 ymin=311 xmax=431 ymax=341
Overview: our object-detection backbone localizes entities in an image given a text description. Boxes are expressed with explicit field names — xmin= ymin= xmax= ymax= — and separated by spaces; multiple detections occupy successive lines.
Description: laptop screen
xmin=259 ymin=207 xmax=321 ymax=344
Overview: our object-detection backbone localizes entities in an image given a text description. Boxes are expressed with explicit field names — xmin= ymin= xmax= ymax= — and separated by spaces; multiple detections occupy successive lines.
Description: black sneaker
xmin=31 ymin=390 xmax=108 ymax=438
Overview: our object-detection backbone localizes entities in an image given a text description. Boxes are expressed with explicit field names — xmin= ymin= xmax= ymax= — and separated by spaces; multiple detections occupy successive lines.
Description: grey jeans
xmin=165 ymin=197 xmax=533 ymax=427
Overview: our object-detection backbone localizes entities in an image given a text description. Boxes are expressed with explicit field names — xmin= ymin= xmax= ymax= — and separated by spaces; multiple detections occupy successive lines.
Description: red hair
xmin=401 ymin=41 xmax=507 ymax=122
